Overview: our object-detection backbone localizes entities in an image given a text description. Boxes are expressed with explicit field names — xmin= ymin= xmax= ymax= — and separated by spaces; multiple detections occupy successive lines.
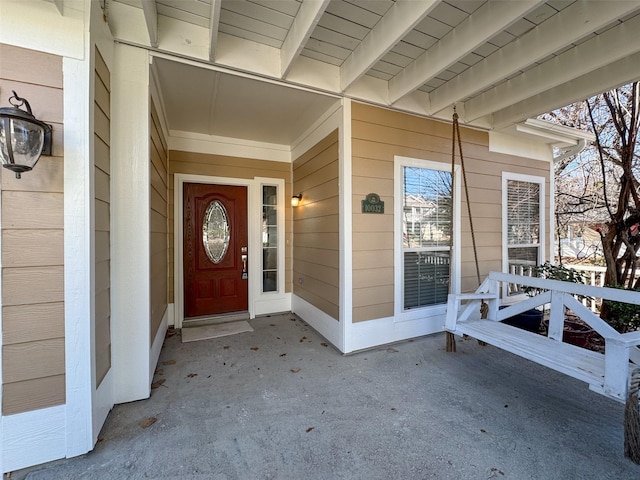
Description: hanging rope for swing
xmin=625 ymin=368 xmax=640 ymax=464
xmin=446 ymin=107 xmax=487 ymax=353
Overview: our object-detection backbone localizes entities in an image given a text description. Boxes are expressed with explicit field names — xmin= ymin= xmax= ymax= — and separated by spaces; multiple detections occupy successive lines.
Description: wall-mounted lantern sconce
xmin=0 ymin=90 xmax=52 ymax=179
xmin=291 ymin=194 xmax=302 ymax=207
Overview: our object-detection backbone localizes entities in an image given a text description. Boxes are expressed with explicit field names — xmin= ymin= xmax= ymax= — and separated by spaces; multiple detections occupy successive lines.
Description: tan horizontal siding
xmin=150 ymin=98 xmax=168 ymax=343
xmin=1 ymin=156 xmax=63 ymax=193
xmin=95 ymin=167 xmax=110 ymax=203
xmin=294 ymin=247 xmax=339 ymax=269
xmin=2 ymin=191 xmax=64 ymax=229
xmin=0 ymin=44 xmax=62 ymax=88
xmin=1 ymin=44 xmax=65 ymax=415
xmin=95 ymin=134 xmax=110 ymax=173
xmin=94 ymin=46 xmax=111 ymax=388
xmin=2 ymin=375 xmax=65 ymax=416
xmin=0 ymin=80 xmax=63 ymax=124
xmin=293 ymin=130 xmax=339 ymax=320
xmin=2 ymin=303 xmax=64 ymax=345
xmin=351 ymin=102 xmax=550 ymax=322
xmin=2 ymin=338 xmax=65 ymax=383
xmin=3 ymin=266 xmax=64 ymax=306
xmin=1 ymin=230 xmax=63 ymax=268
xmin=353 ymin=304 xmax=394 ymax=323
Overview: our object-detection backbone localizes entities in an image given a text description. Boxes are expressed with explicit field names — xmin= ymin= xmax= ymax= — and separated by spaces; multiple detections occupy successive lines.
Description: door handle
xmin=241 ymin=253 xmax=248 ymax=279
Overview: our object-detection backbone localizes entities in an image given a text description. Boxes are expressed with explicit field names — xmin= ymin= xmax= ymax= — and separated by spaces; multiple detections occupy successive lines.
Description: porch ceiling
xmin=107 ymin=0 xmax=640 ymax=142
xmin=152 ymin=57 xmax=340 ymax=145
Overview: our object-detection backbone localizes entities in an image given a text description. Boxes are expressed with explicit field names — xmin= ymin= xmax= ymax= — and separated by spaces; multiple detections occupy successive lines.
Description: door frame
xmin=174 ymin=173 xmax=288 ymax=329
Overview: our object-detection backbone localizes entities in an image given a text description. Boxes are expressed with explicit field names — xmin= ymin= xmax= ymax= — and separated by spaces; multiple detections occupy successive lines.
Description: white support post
xmin=487 ymin=277 xmax=500 ymax=320
xmin=547 ymin=290 xmax=564 ymax=342
xmin=111 ymin=44 xmax=152 ymax=403
xmin=603 ymin=340 xmax=630 ymax=400
xmin=445 ymin=294 xmax=458 ymax=331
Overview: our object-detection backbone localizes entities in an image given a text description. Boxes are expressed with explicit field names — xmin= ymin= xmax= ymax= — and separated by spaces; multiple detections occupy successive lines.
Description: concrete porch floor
xmin=13 ymin=313 xmax=640 ymax=479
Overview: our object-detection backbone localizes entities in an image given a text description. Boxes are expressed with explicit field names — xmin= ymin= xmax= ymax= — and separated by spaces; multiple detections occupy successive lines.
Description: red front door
xmin=183 ymin=183 xmax=248 ymax=317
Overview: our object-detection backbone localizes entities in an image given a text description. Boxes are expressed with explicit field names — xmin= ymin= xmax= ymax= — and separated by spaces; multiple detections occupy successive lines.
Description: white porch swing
xmin=443 ymin=108 xmax=640 ymax=460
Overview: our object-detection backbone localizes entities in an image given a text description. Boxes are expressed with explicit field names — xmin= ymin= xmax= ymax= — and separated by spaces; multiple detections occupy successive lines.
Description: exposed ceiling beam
xmin=428 ymin=0 xmax=640 ymax=116
xmin=389 ymin=0 xmax=544 ymax=104
xmin=51 ymin=0 xmax=63 ymax=15
xmin=340 ymin=0 xmax=439 ymax=92
xmin=140 ymin=0 xmax=158 ymax=48
xmin=281 ymin=0 xmax=330 ymax=78
xmin=464 ymin=12 xmax=640 ymax=122
xmin=490 ymin=50 xmax=640 ymax=130
xmin=208 ymin=0 xmax=222 ymax=61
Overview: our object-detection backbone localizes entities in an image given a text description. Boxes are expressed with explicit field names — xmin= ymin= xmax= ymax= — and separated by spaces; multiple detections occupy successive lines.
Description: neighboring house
xmin=0 ymin=0 xmax=637 ymax=473
xmin=558 ymin=223 xmax=604 ymax=261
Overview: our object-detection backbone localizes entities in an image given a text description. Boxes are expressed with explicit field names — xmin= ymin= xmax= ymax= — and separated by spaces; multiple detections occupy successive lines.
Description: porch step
xmin=183 ymin=311 xmax=250 ymax=328
xmin=451 ymin=319 xmax=610 ymax=399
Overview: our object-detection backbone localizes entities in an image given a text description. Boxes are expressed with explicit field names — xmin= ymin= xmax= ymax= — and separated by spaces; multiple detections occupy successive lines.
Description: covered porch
xmin=13 ymin=312 xmax=640 ymax=479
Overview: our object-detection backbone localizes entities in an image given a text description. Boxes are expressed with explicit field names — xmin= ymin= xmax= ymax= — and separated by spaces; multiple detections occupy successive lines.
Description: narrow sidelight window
xmin=262 ymin=185 xmax=278 ymax=292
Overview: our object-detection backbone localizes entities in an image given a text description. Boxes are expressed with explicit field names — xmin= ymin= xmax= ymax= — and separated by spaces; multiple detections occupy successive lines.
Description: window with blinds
xmin=402 ymin=166 xmax=452 ymax=310
xmin=506 ymin=179 xmax=541 ymax=287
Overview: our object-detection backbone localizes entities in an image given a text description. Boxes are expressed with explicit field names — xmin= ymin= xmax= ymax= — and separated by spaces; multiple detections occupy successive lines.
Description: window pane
xmin=507 ymin=246 xmax=538 ymax=294
xmin=404 ymin=251 xmax=450 ymax=308
xmin=507 ymin=180 xmax=540 ymax=245
xmin=402 ymin=167 xmax=452 ymax=249
xmin=263 ymin=248 xmax=277 ymax=270
xmin=262 ymin=186 xmax=278 ymax=293
xmin=263 ymin=186 xmax=277 ymax=205
xmin=202 ymin=200 xmax=230 ymax=264
xmin=263 ymin=271 xmax=277 ymax=292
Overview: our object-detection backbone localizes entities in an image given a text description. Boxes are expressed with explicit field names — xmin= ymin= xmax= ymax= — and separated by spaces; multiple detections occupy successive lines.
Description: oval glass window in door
xmin=203 ymin=200 xmax=230 ymax=264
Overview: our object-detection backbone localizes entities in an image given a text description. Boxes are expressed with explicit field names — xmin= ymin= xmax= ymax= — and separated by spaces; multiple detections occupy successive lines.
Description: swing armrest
xmin=453 ymin=293 xmax=498 ymax=301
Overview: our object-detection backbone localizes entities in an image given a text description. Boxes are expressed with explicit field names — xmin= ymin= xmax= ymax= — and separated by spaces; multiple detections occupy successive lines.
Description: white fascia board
xmin=344 ymin=74 xmax=392 ymax=106
xmin=390 ymin=90 xmax=431 ymax=117
xmin=491 ymin=50 xmax=640 ymax=130
xmin=215 ymin=33 xmax=280 ymax=79
xmin=428 ymin=0 xmax=640 ymax=116
xmin=341 ymin=0 xmax=438 ymax=92
xmin=168 ymin=130 xmax=291 ymax=162
xmin=106 ymin=1 xmax=152 ymax=47
xmin=140 ymin=0 xmax=158 ymax=48
xmin=516 ymin=125 xmax=578 ymax=148
xmin=281 ymin=0 xmax=330 ymax=78
xmin=523 ymin=118 xmax=595 ymax=142
xmin=0 ymin=0 xmax=84 ymax=59
xmin=464 ymin=12 xmax=640 ymax=122
xmin=284 ymin=55 xmax=341 ymax=94
xmin=489 ymin=130 xmax=553 ymax=162
xmin=389 ymin=0 xmax=543 ymax=104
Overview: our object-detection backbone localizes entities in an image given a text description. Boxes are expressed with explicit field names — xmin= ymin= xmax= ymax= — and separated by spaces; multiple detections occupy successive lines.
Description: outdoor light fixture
xmin=0 ymin=90 xmax=52 ymax=179
xmin=291 ymin=194 xmax=302 ymax=207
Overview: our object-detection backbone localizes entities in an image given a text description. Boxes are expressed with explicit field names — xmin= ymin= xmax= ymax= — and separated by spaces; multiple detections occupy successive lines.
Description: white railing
xmin=446 ymin=272 xmax=640 ymax=402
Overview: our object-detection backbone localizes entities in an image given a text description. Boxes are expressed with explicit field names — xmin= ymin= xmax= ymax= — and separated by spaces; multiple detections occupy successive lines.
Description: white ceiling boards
xmin=152 ymin=57 xmax=339 ymax=146
xmin=110 ymin=0 xmax=640 ymax=134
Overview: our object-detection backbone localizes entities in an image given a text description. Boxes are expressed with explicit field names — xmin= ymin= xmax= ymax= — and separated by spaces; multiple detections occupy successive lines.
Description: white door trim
xmin=174 ymin=174 xmax=255 ymax=328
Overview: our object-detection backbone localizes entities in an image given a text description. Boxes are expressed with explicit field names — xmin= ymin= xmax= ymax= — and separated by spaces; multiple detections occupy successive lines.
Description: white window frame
xmin=502 ymin=172 xmax=545 ymax=298
xmin=255 ymin=178 xmax=286 ymax=297
xmin=394 ymin=156 xmax=461 ymax=322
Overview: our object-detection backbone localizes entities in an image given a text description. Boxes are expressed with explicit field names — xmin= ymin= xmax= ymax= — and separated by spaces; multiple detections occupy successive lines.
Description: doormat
xmin=181 ymin=321 xmax=253 ymax=343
